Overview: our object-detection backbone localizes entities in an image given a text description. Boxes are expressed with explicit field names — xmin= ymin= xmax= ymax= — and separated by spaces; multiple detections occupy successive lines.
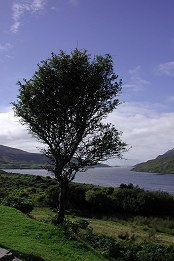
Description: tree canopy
xmin=13 ymin=49 xmax=127 ymax=223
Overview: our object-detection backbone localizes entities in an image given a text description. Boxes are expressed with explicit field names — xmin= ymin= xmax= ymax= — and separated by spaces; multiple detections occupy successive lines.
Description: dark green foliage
xmin=62 ymin=219 xmax=80 ymax=239
xmin=85 ymin=188 xmax=113 ymax=213
xmin=84 ymin=231 xmax=140 ymax=260
xmin=2 ymin=196 xmax=33 ymax=214
xmin=136 ymin=243 xmax=174 ymax=261
xmin=1 ymin=173 xmax=174 ymax=217
xmin=12 ymin=49 xmax=127 ymax=223
xmin=84 ymin=231 xmax=174 ymax=261
xmin=110 ymin=184 xmax=174 ymax=216
xmin=82 ymin=183 xmax=174 ymax=217
xmin=45 ymin=184 xmax=60 ymax=208
xmin=67 ymin=183 xmax=93 ymax=211
xmin=0 ymin=173 xmax=57 ymax=211
xmin=13 ymin=49 xmax=126 ymax=178
xmin=76 ymin=219 xmax=89 ymax=229
xmin=53 ymin=218 xmax=89 ymax=239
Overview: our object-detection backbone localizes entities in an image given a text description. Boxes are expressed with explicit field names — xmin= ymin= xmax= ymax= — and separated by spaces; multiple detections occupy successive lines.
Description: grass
xmin=0 ymin=205 xmax=106 ymax=261
xmin=30 ymin=207 xmax=56 ymax=223
xmin=86 ymin=217 xmax=174 ymax=245
xmin=30 ymin=207 xmax=174 ymax=246
xmin=68 ymin=213 xmax=174 ymax=245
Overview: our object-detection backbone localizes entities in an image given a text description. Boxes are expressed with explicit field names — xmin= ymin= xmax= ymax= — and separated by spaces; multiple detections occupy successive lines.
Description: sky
xmin=0 ymin=0 xmax=174 ymax=166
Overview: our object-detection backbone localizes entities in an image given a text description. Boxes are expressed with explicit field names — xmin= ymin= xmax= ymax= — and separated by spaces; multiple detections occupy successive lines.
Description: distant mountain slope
xmin=0 ymin=145 xmax=110 ymax=169
xmin=0 ymin=145 xmax=48 ymax=169
xmin=132 ymin=149 xmax=174 ymax=174
xmin=95 ymin=163 xmax=111 ymax=168
xmin=156 ymin=148 xmax=174 ymax=159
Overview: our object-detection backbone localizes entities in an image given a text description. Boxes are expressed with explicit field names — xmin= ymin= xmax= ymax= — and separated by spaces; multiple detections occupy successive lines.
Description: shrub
xmin=68 ymin=184 xmax=87 ymax=210
xmin=137 ymin=243 xmax=174 ymax=261
xmin=76 ymin=219 xmax=89 ymax=229
xmin=62 ymin=219 xmax=80 ymax=239
xmin=2 ymin=196 xmax=33 ymax=214
xmin=85 ymin=188 xmax=113 ymax=214
xmin=45 ymin=184 xmax=60 ymax=208
xmin=111 ymin=184 xmax=174 ymax=216
xmin=84 ymin=230 xmax=174 ymax=261
xmin=118 ymin=231 xmax=129 ymax=240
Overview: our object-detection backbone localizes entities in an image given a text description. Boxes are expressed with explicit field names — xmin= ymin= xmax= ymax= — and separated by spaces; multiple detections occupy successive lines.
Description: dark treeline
xmin=53 ymin=183 xmax=174 ymax=217
xmin=0 ymin=173 xmax=174 ymax=217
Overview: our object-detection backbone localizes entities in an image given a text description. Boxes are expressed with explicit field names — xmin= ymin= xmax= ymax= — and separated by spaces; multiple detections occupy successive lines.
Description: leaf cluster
xmin=13 ymin=49 xmax=127 ymax=181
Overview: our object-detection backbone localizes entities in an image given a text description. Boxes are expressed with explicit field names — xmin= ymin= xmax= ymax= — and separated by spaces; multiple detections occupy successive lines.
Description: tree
xmin=13 ymin=49 xmax=127 ymax=223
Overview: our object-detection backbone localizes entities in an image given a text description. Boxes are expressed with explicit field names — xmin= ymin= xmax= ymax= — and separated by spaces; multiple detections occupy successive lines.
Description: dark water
xmin=4 ymin=167 xmax=174 ymax=194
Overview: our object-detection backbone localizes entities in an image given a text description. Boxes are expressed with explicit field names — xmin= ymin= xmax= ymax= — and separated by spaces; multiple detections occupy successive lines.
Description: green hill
xmin=0 ymin=205 xmax=105 ymax=261
xmin=0 ymin=145 xmax=48 ymax=169
xmin=132 ymin=149 xmax=174 ymax=174
xmin=0 ymin=144 xmax=110 ymax=169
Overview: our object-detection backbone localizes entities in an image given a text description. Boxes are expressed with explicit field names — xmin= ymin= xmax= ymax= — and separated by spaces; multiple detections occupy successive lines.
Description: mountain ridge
xmin=0 ymin=144 xmax=48 ymax=169
xmin=0 ymin=145 xmax=110 ymax=169
xmin=132 ymin=148 xmax=174 ymax=174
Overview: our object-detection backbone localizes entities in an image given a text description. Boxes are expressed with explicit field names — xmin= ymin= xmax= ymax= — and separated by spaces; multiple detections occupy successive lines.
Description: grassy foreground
xmin=0 ymin=205 xmax=106 ymax=261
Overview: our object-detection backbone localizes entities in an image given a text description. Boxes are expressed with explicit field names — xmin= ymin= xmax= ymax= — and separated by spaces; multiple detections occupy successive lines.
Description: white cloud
xmin=157 ymin=61 xmax=174 ymax=76
xmin=11 ymin=0 xmax=46 ymax=33
xmin=0 ymin=110 xmax=41 ymax=153
xmin=10 ymin=0 xmax=79 ymax=32
xmin=68 ymin=0 xmax=79 ymax=6
xmin=167 ymin=96 xmax=174 ymax=102
xmin=5 ymin=55 xmax=14 ymax=60
xmin=11 ymin=2 xmax=30 ymax=33
xmin=0 ymin=43 xmax=13 ymax=63
xmin=0 ymin=43 xmax=13 ymax=52
xmin=31 ymin=0 xmax=45 ymax=12
xmin=124 ymin=66 xmax=149 ymax=92
xmin=1 ymin=103 xmax=174 ymax=165
xmin=106 ymin=102 xmax=174 ymax=165
xmin=50 ymin=6 xmax=57 ymax=11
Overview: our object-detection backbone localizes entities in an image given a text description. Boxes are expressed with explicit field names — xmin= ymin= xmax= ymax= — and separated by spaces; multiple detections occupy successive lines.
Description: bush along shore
xmin=1 ymin=172 xmax=174 ymax=261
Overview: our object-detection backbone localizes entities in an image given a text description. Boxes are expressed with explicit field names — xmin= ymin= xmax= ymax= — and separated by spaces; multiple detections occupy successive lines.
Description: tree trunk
xmin=56 ymin=179 xmax=69 ymax=224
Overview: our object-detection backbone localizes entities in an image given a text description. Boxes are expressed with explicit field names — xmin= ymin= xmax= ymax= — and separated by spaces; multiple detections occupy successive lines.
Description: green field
xmin=0 ymin=205 xmax=106 ymax=261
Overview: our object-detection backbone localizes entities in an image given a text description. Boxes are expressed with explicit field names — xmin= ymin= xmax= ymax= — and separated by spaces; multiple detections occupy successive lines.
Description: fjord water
xmin=4 ymin=167 xmax=174 ymax=194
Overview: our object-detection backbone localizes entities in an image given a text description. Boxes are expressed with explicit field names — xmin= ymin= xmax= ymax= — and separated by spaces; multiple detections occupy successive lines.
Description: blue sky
xmin=0 ymin=0 xmax=174 ymax=165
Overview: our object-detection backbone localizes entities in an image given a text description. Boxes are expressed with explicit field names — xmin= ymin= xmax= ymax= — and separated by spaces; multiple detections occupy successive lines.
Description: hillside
xmin=0 ymin=205 xmax=105 ymax=261
xmin=0 ymin=145 xmax=48 ymax=169
xmin=132 ymin=148 xmax=174 ymax=174
xmin=0 ymin=145 xmax=110 ymax=169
